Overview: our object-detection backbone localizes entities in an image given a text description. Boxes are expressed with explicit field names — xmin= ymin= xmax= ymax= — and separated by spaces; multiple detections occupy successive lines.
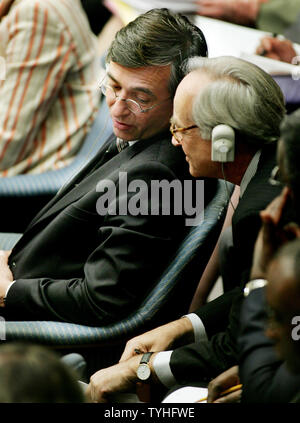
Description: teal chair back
xmin=0 ymin=98 xmax=113 ymax=232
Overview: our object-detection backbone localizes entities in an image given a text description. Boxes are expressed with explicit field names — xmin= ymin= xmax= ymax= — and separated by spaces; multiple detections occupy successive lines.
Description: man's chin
xmin=113 ymin=127 xmax=136 ymax=141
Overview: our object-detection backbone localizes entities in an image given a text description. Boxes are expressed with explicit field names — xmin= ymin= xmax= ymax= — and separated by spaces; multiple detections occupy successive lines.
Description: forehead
xmin=107 ymin=61 xmax=171 ymax=95
xmin=173 ymin=70 xmax=212 ymax=124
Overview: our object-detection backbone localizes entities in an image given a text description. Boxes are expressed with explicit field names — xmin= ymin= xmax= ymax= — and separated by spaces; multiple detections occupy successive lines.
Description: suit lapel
xmin=25 ymin=135 xmax=158 ymax=233
xmin=26 ymin=135 xmax=116 ymax=231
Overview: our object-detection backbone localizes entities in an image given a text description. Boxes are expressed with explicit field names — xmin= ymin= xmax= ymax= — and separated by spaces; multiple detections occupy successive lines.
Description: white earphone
xmin=211 ymin=124 xmax=235 ymax=162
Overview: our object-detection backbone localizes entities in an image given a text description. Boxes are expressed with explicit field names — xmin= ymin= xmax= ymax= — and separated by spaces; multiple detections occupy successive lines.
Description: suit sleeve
xmin=238 ymin=288 xmax=300 ymax=403
xmin=192 ymin=287 xmax=241 ymax=339
xmin=5 ymin=162 xmax=187 ymax=325
xmin=169 ymin=291 xmax=243 ymax=384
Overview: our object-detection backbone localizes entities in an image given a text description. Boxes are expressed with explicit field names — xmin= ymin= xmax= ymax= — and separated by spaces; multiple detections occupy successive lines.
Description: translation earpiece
xmin=211 ymin=124 xmax=235 ymax=162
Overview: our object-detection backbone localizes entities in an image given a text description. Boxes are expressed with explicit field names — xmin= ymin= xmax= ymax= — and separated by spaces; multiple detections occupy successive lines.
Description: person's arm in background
xmin=239 ymin=188 xmax=300 ymax=402
xmin=256 ymin=0 xmax=300 ymax=38
xmin=97 ymin=15 xmax=123 ymax=56
xmin=239 ymin=287 xmax=300 ymax=403
xmin=0 ymin=0 xmax=98 ymax=176
xmin=196 ymin=0 xmax=268 ymax=26
xmin=256 ymin=37 xmax=297 ymax=63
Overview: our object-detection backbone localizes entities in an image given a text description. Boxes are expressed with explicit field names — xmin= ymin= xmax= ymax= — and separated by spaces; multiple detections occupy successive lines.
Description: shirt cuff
xmin=5 ymin=280 xmax=15 ymax=298
xmin=153 ymin=314 xmax=208 ymax=388
xmin=183 ymin=313 xmax=208 ymax=343
xmin=152 ymin=351 xmax=177 ymax=388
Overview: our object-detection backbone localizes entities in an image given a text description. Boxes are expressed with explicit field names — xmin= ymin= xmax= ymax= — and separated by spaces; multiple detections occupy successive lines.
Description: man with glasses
xmin=86 ymin=56 xmax=287 ymax=402
xmin=0 ymin=9 xmax=212 ymax=326
xmin=198 ymin=108 xmax=300 ymax=404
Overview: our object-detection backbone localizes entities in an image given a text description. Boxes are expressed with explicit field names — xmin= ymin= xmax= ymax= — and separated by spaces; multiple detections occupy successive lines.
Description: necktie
xmin=104 ymin=138 xmax=129 ymax=160
xmin=116 ymin=138 xmax=129 ymax=152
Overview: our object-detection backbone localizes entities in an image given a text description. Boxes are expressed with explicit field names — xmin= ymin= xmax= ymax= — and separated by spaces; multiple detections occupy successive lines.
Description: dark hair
xmin=0 ymin=343 xmax=84 ymax=403
xmin=106 ymin=8 xmax=207 ymax=96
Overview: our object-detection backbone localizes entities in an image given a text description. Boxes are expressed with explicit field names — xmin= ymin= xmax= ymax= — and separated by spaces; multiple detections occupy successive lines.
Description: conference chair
xmin=0 ymin=180 xmax=234 ymax=377
xmin=0 ymin=98 xmax=113 ymax=233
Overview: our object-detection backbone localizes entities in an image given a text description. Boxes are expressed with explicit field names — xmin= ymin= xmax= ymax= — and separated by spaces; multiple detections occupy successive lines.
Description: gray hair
xmin=185 ymin=56 xmax=286 ymax=145
xmin=106 ymin=8 xmax=207 ymax=97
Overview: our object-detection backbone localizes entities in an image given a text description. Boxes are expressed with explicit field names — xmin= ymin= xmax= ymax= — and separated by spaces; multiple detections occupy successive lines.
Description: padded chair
xmin=0 ymin=180 xmax=233 ymax=377
xmin=0 ymin=98 xmax=113 ymax=233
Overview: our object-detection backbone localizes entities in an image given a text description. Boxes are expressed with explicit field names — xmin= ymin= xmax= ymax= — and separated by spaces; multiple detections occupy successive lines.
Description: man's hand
xmin=250 ymin=187 xmax=297 ymax=280
xmin=86 ymin=355 xmax=143 ymax=403
xmin=206 ymin=366 xmax=241 ymax=403
xmin=120 ymin=317 xmax=194 ymax=362
xmin=256 ymin=37 xmax=297 ymax=63
xmin=0 ymin=250 xmax=13 ymax=306
xmin=196 ymin=0 xmax=265 ymax=26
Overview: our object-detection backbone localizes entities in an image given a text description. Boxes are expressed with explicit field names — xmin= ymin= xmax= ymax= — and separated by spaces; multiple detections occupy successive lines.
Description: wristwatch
xmin=244 ymin=279 xmax=268 ymax=297
xmin=137 ymin=352 xmax=154 ymax=382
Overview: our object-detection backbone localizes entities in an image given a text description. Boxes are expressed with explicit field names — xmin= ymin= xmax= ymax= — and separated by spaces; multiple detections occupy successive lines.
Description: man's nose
xmin=109 ymin=97 xmax=131 ymax=116
xmin=172 ymin=136 xmax=181 ymax=147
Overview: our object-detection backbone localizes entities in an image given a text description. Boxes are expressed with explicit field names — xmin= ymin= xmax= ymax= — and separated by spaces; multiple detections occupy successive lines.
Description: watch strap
xmin=140 ymin=352 xmax=153 ymax=365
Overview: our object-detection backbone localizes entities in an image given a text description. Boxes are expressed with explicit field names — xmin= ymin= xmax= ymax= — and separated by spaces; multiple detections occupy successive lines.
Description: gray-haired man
xmin=0 ymin=9 xmax=213 ymax=326
xmin=87 ymin=56 xmax=286 ymax=402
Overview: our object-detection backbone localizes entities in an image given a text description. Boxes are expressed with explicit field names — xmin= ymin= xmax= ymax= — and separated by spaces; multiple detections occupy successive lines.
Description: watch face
xmin=137 ymin=363 xmax=151 ymax=381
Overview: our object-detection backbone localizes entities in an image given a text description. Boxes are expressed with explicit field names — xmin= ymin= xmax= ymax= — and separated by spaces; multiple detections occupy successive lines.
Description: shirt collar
xmin=116 ymin=138 xmax=138 ymax=148
xmin=239 ymin=149 xmax=261 ymax=198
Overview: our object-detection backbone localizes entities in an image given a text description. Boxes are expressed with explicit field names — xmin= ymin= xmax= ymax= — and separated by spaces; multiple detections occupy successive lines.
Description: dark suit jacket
xmin=239 ymin=287 xmax=300 ymax=403
xmin=5 ymin=131 xmax=215 ymax=326
xmin=195 ymin=143 xmax=281 ymax=336
xmin=169 ymin=143 xmax=283 ymax=384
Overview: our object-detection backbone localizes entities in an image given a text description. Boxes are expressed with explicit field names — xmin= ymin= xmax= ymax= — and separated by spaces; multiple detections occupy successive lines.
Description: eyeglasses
xmin=170 ymin=121 xmax=197 ymax=143
xmin=269 ymin=165 xmax=283 ymax=187
xmin=101 ymin=84 xmax=170 ymax=114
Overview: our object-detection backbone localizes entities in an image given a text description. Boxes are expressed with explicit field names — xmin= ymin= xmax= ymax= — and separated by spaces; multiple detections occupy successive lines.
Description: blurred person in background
xmin=0 ymin=343 xmax=85 ymax=402
xmin=0 ymin=0 xmax=100 ymax=176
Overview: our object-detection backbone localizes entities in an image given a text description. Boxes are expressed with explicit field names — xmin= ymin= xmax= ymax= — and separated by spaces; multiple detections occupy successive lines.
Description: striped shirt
xmin=0 ymin=0 xmax=101 ymax=176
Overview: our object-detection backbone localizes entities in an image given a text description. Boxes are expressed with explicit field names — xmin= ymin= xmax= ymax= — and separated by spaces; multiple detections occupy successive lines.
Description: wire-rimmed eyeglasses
xmin=101 ymin=84 xmax=170 ymax=114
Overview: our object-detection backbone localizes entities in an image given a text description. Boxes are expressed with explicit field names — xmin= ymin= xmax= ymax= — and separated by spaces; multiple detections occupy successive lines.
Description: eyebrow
xmin=107 ymin=72 xmax=156 ymax=98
